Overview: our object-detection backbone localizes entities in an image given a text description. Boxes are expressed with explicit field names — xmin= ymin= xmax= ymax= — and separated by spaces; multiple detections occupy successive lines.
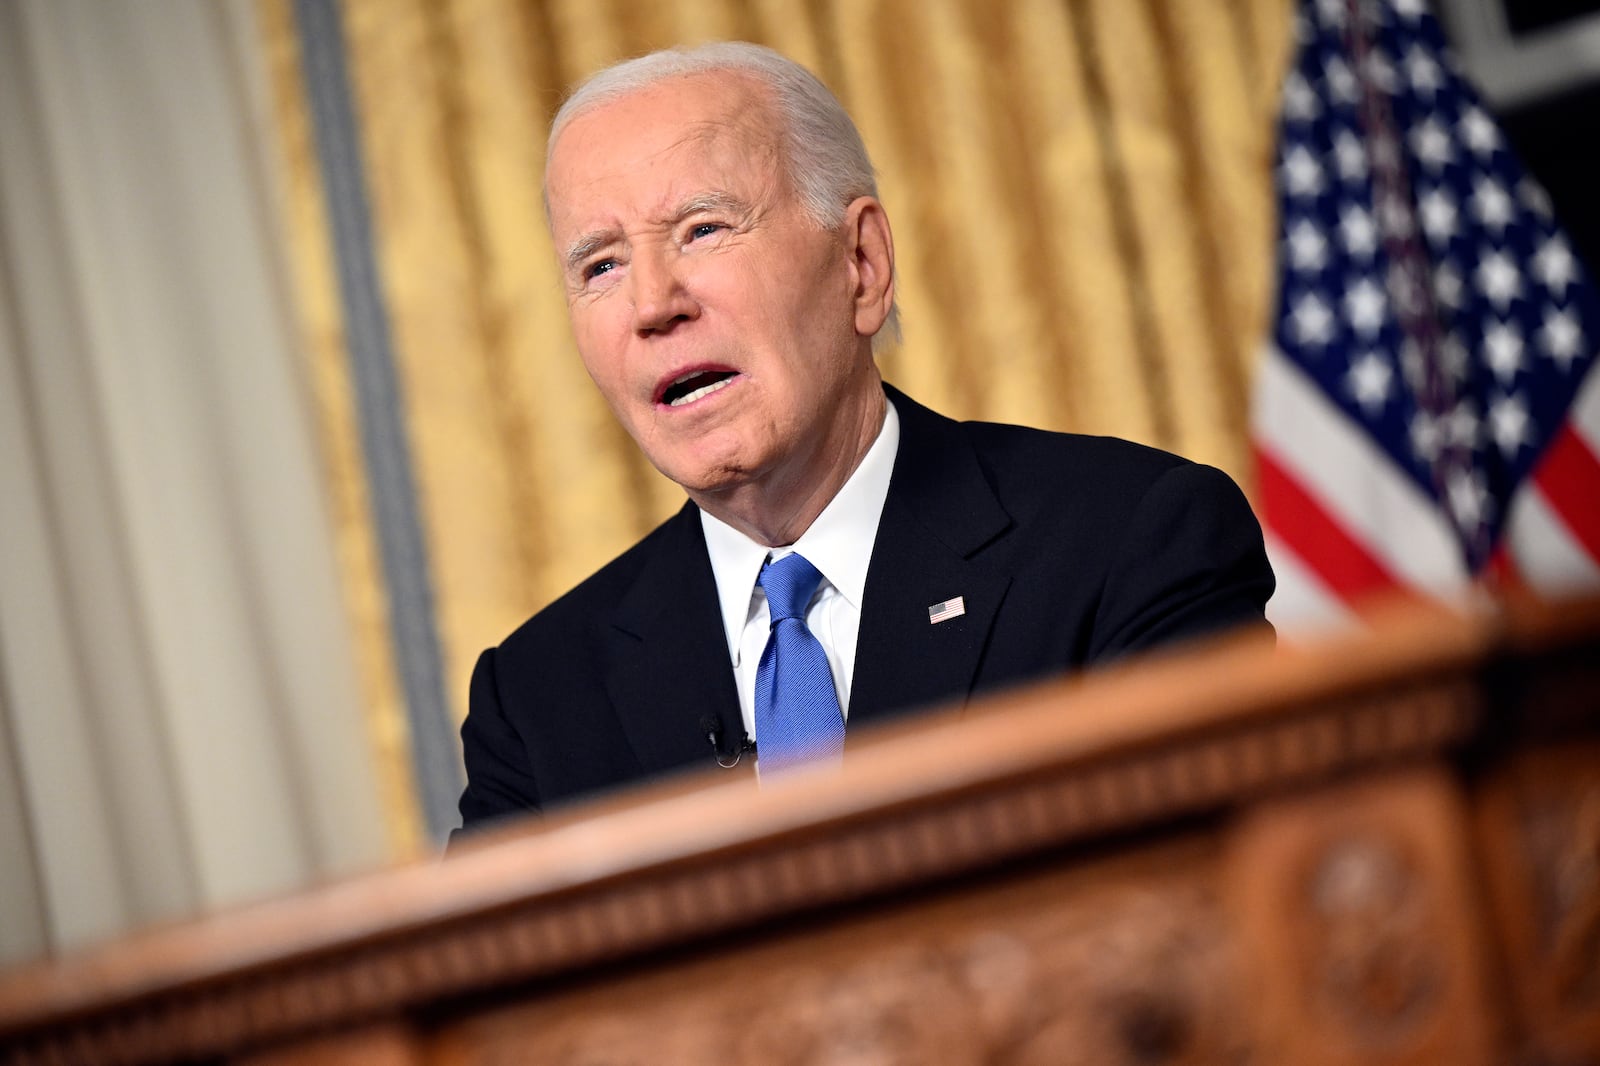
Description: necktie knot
xmin=758 ymin=553 xmax=824 ymax=624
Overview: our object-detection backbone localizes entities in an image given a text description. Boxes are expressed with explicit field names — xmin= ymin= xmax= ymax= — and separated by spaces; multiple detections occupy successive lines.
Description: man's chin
xmin=646 ymin=452 xmax=757 ymax=498
xmin=667 ymin=467 xmax=756 ymax=501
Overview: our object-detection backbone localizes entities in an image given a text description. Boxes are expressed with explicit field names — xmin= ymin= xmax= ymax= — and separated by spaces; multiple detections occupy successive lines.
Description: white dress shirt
xmin=699 ymin=398 xmax=901 ymax=745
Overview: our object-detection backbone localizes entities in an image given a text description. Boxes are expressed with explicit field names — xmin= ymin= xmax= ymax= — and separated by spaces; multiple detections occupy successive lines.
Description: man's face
xmin=545 ymin=72 xmax=879 ymax=508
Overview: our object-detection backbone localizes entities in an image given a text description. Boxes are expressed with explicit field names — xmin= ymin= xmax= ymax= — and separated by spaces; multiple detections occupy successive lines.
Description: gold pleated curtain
xmin=257 ymin=0 xmax=1294 ymax=854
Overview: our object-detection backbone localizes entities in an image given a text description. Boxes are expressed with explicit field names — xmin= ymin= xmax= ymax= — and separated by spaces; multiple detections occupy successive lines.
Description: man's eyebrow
xmin=563 ymin=231 xmax=615 ymax=274
xmin=676 ymin=191 xmax=747 ymax=217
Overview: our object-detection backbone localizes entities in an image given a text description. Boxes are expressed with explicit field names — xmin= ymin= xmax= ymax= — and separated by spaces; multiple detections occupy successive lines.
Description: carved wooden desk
xmin=2 ymin=598 xmax=1597 ymax=1065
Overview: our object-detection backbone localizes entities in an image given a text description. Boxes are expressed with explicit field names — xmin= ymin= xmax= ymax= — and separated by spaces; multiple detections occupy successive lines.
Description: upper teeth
xmin=669 ymin=375 xmax=734 ymax=406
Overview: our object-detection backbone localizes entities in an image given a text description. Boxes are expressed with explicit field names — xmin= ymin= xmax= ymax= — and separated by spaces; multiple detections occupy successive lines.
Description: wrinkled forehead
xmin=544 ymin=72 xmax=785 ymax=221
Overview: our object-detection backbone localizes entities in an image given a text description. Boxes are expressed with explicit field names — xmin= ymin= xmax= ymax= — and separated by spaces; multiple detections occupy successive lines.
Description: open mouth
xmin=659 ymin=369 xmax=739 ymax=407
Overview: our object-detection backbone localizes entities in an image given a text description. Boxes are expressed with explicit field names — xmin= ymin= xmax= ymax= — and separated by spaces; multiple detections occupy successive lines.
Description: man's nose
xmin=630 ymin=250 xmax=699 ymax=335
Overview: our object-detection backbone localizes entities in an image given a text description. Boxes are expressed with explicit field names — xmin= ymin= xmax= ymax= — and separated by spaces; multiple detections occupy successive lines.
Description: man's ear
xmin=844 ymin=196 xmax=895 ymax=338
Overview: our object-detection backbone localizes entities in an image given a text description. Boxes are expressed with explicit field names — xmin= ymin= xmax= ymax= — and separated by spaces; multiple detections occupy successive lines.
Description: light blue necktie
xmin=754 ymin=553 xmax=845 ymax=772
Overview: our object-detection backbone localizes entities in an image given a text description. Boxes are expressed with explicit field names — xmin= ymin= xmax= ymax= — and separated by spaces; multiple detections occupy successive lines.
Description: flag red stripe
xmin=1532 ymin=423 xmax=1600 ymax=560
xmin=1255 ymin=445 xmax=1404 ymax=603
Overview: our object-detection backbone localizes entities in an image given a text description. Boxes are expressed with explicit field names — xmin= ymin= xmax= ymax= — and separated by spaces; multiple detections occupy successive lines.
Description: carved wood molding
xmin=8 ymin=597 xmax=1599 ymax=1065
xmin=1227 ymin=768 xmax=1500 ymax=1065
xmin=1475 ymin=744 xmax=1600 ymax=1062
xmin=1 ymin=676 xmax=1480 ymax=1066
xmin=444 ymin=846 xmax=1250 ymax=1066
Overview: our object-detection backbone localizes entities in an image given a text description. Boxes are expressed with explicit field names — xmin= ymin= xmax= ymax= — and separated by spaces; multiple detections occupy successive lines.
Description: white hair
xmin=547 ymin=41 xmax=900 ymax=345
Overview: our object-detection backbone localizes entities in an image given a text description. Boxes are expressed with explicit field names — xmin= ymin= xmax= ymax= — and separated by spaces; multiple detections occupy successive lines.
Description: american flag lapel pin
xmin=928 ymin=596 xmax=965 ymax=624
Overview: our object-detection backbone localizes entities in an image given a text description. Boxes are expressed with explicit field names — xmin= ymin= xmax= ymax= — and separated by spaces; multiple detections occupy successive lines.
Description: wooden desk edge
xmin=1 ymin=594 xmax=1595 ymax=1063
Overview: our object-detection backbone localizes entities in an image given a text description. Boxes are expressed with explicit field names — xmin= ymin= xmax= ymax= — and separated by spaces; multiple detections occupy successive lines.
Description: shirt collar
xmin=700 ymin=396 xmax=901 ymax=663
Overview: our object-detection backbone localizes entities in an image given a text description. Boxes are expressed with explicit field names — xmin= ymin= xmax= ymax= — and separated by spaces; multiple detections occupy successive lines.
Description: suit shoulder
xmin=951 ymin=420 xmax=1261 ymax=541
xmin=960 ymin=419 xmax=1194 ymax=490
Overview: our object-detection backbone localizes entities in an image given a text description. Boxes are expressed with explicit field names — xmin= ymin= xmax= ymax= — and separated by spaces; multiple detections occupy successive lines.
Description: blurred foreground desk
xmin=3 ymin=599 xmax=1598 ymax=1065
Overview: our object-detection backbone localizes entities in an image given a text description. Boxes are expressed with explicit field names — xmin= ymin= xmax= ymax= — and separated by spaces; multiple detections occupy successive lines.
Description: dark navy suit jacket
xmin=455 ymin=386 xmax=1274 ymax=834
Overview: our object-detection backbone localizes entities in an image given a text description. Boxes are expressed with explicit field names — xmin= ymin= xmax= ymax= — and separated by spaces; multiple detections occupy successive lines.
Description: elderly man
xmin=455 ymin=42 xmax=1273 ymax=830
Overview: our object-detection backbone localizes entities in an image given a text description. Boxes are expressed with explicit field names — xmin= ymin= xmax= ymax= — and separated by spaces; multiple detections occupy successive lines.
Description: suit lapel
xmin=849 ymin=387 xmax=1014 ymax=728
xmin=605 ymin=505 xmax=744 ymax=777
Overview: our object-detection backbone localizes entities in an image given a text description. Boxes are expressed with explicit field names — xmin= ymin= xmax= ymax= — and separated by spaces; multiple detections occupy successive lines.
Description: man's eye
xmin=584 ymin=259 xmax=617 ymax=281
xmin=689 ymin=223 xmax=723 ymax=241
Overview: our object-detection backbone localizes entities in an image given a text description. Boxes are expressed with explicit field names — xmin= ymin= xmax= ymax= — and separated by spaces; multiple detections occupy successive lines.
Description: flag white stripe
xmin=1505 ymin=482 xmax=1600 ymax=594
xmin=1567 ymin=362 xmax=1600 ymax=455
xmin=1263 ymin=530 xmax=1359 ymax=637
xmin=1254 ymin=351 xmax=1467 ymax=594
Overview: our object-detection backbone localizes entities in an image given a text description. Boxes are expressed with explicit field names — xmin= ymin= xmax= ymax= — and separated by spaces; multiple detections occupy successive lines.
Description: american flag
xmin=928 ymin=596 xmax=966 ymax=625
xmin=1253 ymin=0 xmax=1600 ymax=633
